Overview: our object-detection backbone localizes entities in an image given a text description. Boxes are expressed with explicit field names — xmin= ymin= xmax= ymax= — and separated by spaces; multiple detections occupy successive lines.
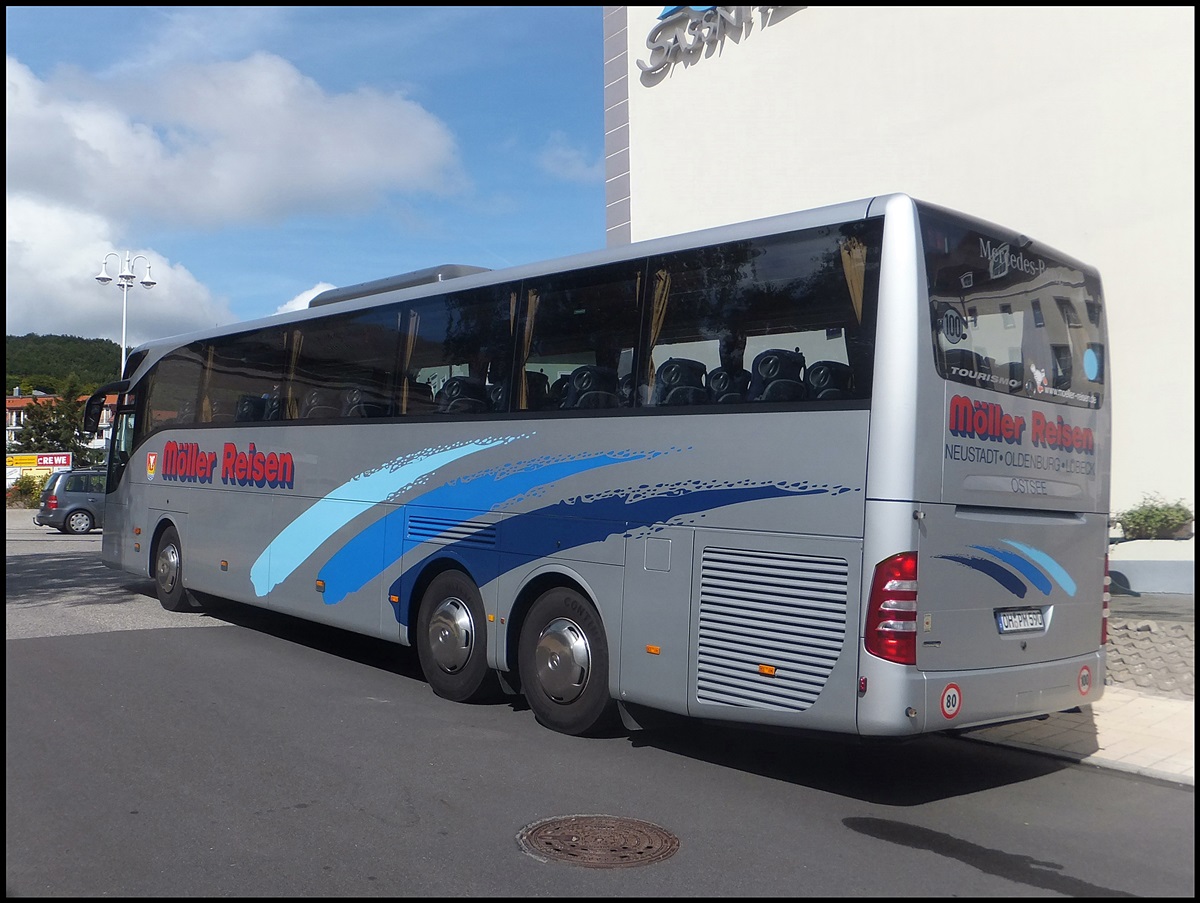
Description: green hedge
xmin=1115 ymin=494 xmax=1194 ymax=540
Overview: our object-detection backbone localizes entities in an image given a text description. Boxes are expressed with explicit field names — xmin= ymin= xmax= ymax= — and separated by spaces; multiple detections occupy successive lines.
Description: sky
xmin=5 ymin=6 xmax=606 ymax=361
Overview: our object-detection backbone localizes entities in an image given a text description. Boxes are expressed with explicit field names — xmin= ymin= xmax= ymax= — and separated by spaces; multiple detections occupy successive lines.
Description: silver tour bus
xmin=85 ymin=193 xmax=1111 ymax=739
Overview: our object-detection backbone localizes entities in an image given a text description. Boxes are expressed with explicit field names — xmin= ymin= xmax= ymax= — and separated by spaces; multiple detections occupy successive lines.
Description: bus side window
xmin=341 ymin=388 xmax=389 ymax=418
xmin=262 ymin=389 xmax=284 ymax=420
xmin=523 ymin=371 xmax=551 ymax=411
xmin=654 ymin=358 xmax=708 ymax=406
xmin=235 ymin=394 xmax=267 ymax=422
xmin=706 ymin=366 xmax=750 ymax=403
xmin=547 ymin=373 xmax=570 ymax=408
xmin=805 ymin=360 xmax=855 ymax=399
xmin=396 ymin=377 xmax=435 ymax=415
xmin=401 ymin=286 xmax=516 ymax=417
xmin=564 ymin=365 xmax=620 ymax=409
xmin=300 ymin=389 xmax=340 ymax=419
xmin=208 ymin=399 xmax=234 ymax=422
xmin=435 ymin=376 xmax=489 ymax=414
xmin=748 ymin=349 xmax=807 ymax=402
xmin=519 ymin=263 xmax=641 ymax=414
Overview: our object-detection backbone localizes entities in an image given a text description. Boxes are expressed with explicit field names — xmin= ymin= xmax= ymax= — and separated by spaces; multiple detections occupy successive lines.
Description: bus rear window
xmin=920 ymin=206 xmax=1106 ymax=409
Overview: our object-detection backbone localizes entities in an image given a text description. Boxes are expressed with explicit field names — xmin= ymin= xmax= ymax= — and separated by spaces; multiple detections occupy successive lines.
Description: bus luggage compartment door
xmin=914 ymin=503 xmax=1106 ymax=673
xmin=619 ymin=529 xmax=695 ymax=715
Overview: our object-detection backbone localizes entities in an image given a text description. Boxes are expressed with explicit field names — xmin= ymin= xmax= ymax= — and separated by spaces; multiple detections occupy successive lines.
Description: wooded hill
xmin=6 ymin=333 xmax=123 ymax=397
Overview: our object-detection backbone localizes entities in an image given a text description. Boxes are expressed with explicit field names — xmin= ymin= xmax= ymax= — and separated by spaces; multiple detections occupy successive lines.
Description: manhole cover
xmin=516 ymin=814 xmax=680 ymax=868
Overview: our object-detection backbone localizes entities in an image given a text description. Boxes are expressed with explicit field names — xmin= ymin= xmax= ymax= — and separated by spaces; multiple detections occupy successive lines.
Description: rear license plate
xmin=996 ymin=608 xmax=1044 ymax=634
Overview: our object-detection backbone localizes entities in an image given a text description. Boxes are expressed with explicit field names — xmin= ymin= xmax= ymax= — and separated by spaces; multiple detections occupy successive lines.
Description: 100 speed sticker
xmin=1078 ymin=665 xmax=1093 ymax=696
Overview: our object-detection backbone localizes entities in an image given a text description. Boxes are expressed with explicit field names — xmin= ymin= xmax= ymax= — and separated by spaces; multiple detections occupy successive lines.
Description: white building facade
xmin=602 ymin=5 xmax=1194 ymax=515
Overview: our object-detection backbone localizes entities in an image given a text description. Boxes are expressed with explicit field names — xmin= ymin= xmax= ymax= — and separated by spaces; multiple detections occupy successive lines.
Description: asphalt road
xmin=6 ymin=511 xmax=1195 ymax=897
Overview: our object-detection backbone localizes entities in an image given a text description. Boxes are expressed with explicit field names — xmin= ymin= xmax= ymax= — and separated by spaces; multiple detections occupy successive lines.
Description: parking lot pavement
xmin=963 ymin=600 xmax=1193 ymax=786
xmin=8 ymin=508 xmax=1193 ymax=784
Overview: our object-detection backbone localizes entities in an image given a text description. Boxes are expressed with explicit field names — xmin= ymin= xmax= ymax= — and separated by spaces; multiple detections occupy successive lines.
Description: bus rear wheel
xmin=518 ymin=587 xmax=618 ymax=737
xmin=155 ymin=525 xmax=200 ymax=612
xmin=416 ymin=570 xmax=499 ymax=703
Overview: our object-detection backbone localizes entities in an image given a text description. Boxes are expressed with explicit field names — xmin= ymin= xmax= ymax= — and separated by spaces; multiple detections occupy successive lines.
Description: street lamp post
xmin=95 ymin=251 xmax=156 ymax=378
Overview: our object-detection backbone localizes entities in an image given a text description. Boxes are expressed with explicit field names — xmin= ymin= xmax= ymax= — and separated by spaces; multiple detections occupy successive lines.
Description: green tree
xmin=10 ymin=377 xmax=104 ymax=467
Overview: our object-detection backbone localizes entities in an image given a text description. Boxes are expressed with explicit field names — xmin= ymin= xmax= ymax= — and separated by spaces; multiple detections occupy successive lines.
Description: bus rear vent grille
xmin=407 ymin=515 xmax=497 ymax=547
xmin=697 ymin=547 xmax=848 ymax=712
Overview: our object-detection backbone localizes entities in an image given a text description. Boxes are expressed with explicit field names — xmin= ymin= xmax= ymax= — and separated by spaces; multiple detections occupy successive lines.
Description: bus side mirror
xmin=83 ymin=395 xmax=105 ymax=434
xmin=83 ymin=380 xmax=128 ymax=434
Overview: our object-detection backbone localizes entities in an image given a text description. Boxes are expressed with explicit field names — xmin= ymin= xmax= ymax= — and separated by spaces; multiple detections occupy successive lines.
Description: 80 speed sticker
xmin=940 ymin=682 xmax=963 ymax=719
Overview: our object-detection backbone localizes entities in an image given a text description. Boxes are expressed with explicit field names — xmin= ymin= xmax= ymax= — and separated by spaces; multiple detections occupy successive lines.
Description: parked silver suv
xmin=33 ymin=467 xmax=107 ymax=534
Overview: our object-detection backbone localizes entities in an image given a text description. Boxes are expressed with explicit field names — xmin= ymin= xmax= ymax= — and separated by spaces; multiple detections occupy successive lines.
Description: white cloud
xmin=6 ymin=53 xmax=467 ymax=227
xmin=536 ymin=131 xmax=604 ymax=184
xmin=5 ymin=194 xmax=234 ymax=349
xmin=5 ymin=50 xmax=467 ymax=348
xmin=275 ymin=283 xmax=336 ymax=315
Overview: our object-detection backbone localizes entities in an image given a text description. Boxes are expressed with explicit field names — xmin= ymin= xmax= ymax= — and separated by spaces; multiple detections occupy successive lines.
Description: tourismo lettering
xmin=162 ymin=440 xmax=218 ymax=484
xmin=220 ymin=442 xmax=295 ymax=488
xmin=947 ymin=395 xmax=1026 ymax=444
xmin=1030 ymin=411 xmax=1095 ymax=455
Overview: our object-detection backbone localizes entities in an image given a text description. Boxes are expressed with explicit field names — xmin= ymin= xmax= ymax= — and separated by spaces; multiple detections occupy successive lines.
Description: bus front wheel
xmin=415 ymin=570 xmax=499 ymax=703
xmin=518 ymin=587 xmax=618 ymax=737
xmin=155 ymin=525 xmax=200 ymax=613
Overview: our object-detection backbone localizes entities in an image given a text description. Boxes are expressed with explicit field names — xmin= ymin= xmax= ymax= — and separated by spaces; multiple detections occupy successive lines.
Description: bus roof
xmin=128 ymin=191 xmax=1089 ymax=381
xmin=307 ymin=264 xmax=493 ymax=308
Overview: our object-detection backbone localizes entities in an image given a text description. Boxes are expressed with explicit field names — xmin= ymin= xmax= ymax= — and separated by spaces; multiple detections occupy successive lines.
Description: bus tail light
xmin=1101 ymin=553 xmax=1110 ymax=646
xmin=865 ymin=552 xmax=918 ymax=665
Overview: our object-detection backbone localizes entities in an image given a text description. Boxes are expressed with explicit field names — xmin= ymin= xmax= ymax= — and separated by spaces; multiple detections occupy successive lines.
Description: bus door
xmin=99 ymin=399 xmax=141 ymax=574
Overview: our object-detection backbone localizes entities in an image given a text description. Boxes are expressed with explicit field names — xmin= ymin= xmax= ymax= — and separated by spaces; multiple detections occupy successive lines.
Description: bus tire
xmin=154 ymin=525 xmax=200 ymax=613
xmin=518 ymin=586 xmax=618 ymax=737
xmin=415 ymin=570 xmax=499 ymax=704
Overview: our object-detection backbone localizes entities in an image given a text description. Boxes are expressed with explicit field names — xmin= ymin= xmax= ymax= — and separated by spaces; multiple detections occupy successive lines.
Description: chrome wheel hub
xmin=535 ymin=617 xmax=591 ymax=703
xmin=157 ymin=543 xmax=180 ymax=594
xmin=427 ymin=596 xmax=475 ymax=673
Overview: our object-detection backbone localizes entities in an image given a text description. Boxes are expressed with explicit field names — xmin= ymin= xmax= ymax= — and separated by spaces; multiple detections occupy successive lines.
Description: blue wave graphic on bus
xmin=378 ymin=482 xmax=843 ymax=624
xmin=249 ymin=435 xmax=524 ymax=594
xmin=310 ymin=475 xmax=851 ymax=611
xmin=936 ymin=540 xmax=1076 ymax=600
xmin=1001 ymin=540 xmax=1077 ymax=595
xmin=312 ymin=448 xmax=677 ymax=604
xmin=250 ymin=441 xmax=672 ymax=596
